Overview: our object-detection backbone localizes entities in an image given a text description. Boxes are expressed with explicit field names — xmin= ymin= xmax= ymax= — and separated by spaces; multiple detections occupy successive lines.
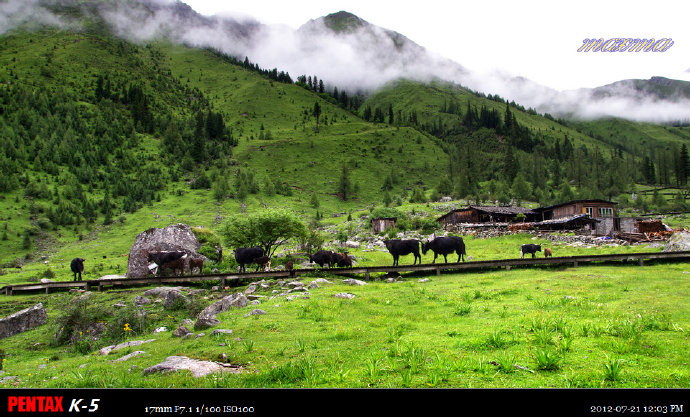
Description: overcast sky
xmin=182 ymin=0 xmax=690 ymax=91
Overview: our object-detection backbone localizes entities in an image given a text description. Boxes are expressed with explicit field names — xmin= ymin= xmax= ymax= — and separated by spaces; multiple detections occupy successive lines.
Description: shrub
xmin=51 ymin=296 xmax=110 ymax=349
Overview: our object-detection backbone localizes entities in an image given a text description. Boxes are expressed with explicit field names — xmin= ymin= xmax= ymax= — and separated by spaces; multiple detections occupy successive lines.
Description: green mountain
xmin=0 ymin=26 xmax=447 ymax=269
xmin=359 ymin=79 xmax=690 ymax=213
xmin=0 ymin=2 xmax=689 ymax=280
xmin=589 ymin=76 xmax=690 ymax=102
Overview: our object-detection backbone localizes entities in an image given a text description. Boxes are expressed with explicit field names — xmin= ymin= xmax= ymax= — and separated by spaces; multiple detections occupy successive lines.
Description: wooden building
xmin=436 ymin=206 xmax=539 ymax=225
xmin=371 ymin=217 xmax=397 ymax=233
xmin=534 ymin=200 xmax=616 ymax=221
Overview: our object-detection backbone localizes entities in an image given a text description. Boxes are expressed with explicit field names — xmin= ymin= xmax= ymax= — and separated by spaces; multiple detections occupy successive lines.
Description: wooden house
xmin=436 ymin=206 xmax=539 ymax=225
xmin=533 ymin=200 xmax=617 ymax=236
xmin=533 ymin=199 xmax=616 ymax=221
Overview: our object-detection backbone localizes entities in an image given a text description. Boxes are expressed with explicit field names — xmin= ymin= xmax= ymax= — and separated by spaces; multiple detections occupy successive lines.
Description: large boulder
xmin=127 ymin=224 xmax=203 ymax=278
xmin=662 ymin=231 xmax=690 ymax=252
xmin=0 ymin=303 xmax=47 ymax=340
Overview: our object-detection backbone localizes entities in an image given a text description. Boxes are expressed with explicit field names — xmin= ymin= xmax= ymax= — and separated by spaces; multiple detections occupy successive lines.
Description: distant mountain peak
xmin=321 ymin=11 xmax=367 ymax=33
xmin=589 ymin=76 xmax=690 ymax=101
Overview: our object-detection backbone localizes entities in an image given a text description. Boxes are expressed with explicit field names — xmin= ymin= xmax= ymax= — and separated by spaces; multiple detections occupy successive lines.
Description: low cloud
xmin=0 ymin=0 xmax=67 ymax=33
xmin=2 ymin=0 xmax=688 ymax=123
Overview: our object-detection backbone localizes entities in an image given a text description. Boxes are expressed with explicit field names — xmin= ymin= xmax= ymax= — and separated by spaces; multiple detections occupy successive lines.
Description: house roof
xmin=534 ymin=199 xmax=617 ymax=212
xmin=436 ymin=205 xmax=535 ymax=222
xmin=534 ymin=214 xmax=599 ymax=226
xmin=468 ymin=206 xmax=535 ymax=215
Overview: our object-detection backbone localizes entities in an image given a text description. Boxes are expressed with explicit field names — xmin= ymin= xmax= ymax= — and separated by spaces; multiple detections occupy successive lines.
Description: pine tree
xmin=338 ymin=165 xmax=352 ymax=201
xmin=22 ymin=230 xmax=31 ymax=250
xmin=680 ymin=144 xmax=689 ymax=186
xmin=313 ymin=101 xmax=322 ymax=131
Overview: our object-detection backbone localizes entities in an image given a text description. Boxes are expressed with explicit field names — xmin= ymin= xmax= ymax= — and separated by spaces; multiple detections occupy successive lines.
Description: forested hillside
xmin=0 ymin=27 xmax=448 ymax=264
xmin=361 ymin=80 xmax=690 ymax=207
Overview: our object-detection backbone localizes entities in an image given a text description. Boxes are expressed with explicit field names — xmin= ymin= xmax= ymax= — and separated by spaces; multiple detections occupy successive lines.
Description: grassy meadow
xmin=0 ymin=233 xmax=688 ymax=389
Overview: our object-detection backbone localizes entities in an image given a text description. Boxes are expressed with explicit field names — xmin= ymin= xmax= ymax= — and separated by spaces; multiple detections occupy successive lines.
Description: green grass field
xmin=1 ymin=235 xmax=687 ymax=389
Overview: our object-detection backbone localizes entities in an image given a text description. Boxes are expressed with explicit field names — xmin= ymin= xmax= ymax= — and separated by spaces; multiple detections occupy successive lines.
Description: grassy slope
xmin=362 ymin=79 xmax=690 ymax=157
xmin=162 ymin=43 xmax=448 ymax=205
xmin=361 ymin=79 xmax=611 ymax=151
xmin=569 ymin=118 xmax=690 ymax=155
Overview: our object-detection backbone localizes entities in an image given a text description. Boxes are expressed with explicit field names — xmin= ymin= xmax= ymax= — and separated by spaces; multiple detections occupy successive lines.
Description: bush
xmin=52 ymin=297 xmax=110 ymax=348
xmin=371 ymin=207 xmax=404 ymax=220
xmin=192 ymin=226 xmax=223 ymax=263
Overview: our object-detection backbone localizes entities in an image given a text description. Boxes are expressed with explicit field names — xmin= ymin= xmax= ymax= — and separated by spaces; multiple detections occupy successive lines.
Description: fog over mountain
xmin=3 ymin=0 xmax=689 ymax=123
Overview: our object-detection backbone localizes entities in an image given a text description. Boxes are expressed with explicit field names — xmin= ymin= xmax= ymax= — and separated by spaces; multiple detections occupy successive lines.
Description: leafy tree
xmin=409 ymin=187 xmax=426 ymax=203
xmin=511 ymin=172 xmax=531 ymax=205
xmin=221 ymin=208 xmax=307 ymax=258
xmin=557 ymin=181 xmax=576 ymax=202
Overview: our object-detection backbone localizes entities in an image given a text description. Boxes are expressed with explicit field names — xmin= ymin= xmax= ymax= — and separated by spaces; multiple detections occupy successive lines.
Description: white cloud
xmin=2 ymin=0 xmax=689 ymax=122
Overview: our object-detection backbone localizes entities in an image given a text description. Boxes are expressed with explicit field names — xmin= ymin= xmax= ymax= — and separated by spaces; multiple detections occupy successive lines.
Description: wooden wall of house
xmin=441 ymin=210 xmax=477 ymax=224
xmin=553 ymin=202 xmax=615 ymax=219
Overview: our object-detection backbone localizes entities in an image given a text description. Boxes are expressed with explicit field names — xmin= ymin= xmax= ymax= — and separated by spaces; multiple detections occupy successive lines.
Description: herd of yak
xmin=69 ymin=237 xmax=553 ymax=281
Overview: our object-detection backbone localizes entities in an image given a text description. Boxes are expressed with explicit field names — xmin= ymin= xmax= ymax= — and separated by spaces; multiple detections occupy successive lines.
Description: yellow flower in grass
xmin=123 ymin=323 xmax=132 ymax=333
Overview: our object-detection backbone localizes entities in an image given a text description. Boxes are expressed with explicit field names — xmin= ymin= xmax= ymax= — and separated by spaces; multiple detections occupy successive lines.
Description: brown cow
xmin=252 ymin=256 xmax=271 ymax=272
xmin=334 ymin=252 xmax=352 ymax=267
xmin=544 ymin=248 xmax=552 ymax=257
xmin=159 ymin=257 xmax=185 ymax=276
xmin=189 ymin=257 xmax=204 ymax=274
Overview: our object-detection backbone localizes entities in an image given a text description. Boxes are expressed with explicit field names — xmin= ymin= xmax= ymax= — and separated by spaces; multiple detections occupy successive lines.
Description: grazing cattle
xmin=235 ymin=247 xmax=265 ymax=273
xmin=521 ymin=244 xmax=541 ymax=259
xmin=70 ymin=258 xmax=85 ymax=281
xmin=384 ymin=239 xmax=421 ymax=266
xmin=189 ymin=257 xmax=204 ymax=274
xmin=333 ymin=252 xmax=353 ymax=268
xmin=421 ymin=236 xmax=466 ymax=263
xmin=544 ymin=248 xmax=552 ymax=258
xmin=147 ymin=251 xmax=186 ymax=267
xmin=310 ymin=250 xmax=336 ymax=268
xmin=252 ymin=256 xmax=271 ymax=272
xmin=159 ymin=257 xmax=185 ymax=276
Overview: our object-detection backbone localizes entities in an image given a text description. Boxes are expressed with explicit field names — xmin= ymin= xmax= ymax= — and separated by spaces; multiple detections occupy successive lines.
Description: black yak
xmin=70 ymin=258 xmax=85 ymax=281
xmin=421 ymin=236 xmax=466 ymax=263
